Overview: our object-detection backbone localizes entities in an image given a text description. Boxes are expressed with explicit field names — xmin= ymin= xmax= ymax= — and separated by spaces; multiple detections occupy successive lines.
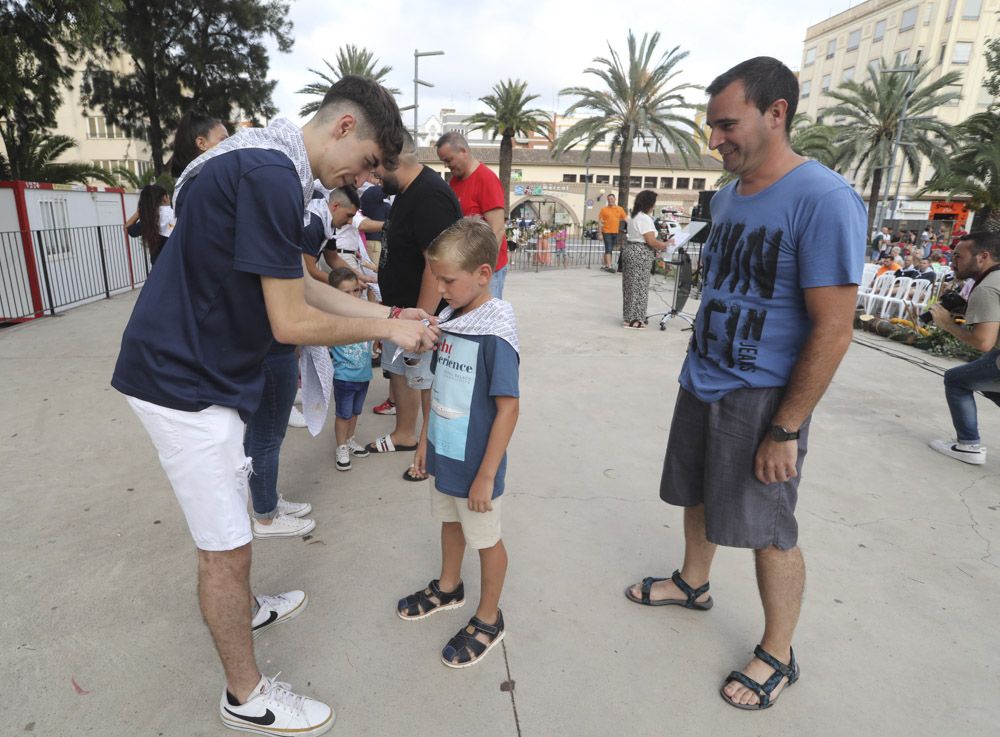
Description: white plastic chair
xmin=861 ymin=273 xmax=896 ymax=314
xmin=855 ymin=264 xmax=879 ymax=307
xmin=903 ymin=279 xmax=936 ymax=319
xmin=869 ymin=276 xmax=912 ymax=317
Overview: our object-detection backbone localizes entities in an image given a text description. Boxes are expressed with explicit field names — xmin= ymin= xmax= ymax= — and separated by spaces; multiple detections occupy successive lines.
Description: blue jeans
xmin=244 ymin=349 xmax=298 ymax=519
xmin=943 ymin=349 xmax=1000 ymax=444
xmin=490 ymin=265 xmax=507 ymax=299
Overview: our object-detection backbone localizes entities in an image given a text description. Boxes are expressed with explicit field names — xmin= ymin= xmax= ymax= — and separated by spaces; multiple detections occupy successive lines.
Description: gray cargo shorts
xmin=659 ymin=386 xmax=810 ymax=550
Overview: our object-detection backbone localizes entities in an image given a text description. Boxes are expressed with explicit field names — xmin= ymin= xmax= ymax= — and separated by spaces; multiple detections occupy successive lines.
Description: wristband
xmin=389 ymin=306 xmax=403 ymax=319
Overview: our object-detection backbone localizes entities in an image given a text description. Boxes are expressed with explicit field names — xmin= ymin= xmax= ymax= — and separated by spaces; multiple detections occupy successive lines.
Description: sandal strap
xmin=752 ymin=645 xmax=795 ymax=680
xmin=429 ymin=579 xmax=463 ymax=604
xmin=724 ymin=671 xmax=772 ymax=708
xmin=639 ymin=576 xmax=669 ymax=605
xmin=670 ymin=570 xmax=710 ymax=607
xmin=443 ymin=611 xmax=503 ymax=664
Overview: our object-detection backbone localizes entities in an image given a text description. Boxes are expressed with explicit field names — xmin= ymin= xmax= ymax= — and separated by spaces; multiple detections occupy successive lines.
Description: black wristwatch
xmin=768 ymin=425 xmax=800 ymax=442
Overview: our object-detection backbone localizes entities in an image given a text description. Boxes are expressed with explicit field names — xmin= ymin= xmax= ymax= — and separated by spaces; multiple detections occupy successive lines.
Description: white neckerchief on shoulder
xmin=173 ymin=118 xmax=314 ymax=225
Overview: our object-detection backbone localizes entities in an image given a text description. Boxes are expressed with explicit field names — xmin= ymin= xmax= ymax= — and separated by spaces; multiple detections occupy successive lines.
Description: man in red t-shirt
xmin=436 ymin=131 xmax=509 ymax=298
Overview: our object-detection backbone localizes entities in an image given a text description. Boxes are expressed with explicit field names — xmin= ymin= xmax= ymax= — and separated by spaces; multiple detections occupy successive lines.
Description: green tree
xmin=821 ymin=60 xmax=961 ymax=232
xmin=987 ymin=36 xmax=1000 ymax=99
xmin=554 ymin=31 xmax=703 ymax=209
xmin=464 ymin=79 xmax=550 ymax=216
xmin=112 ymin=164 xmax=173 ymax=191
xmin=296 ymin=45 xmax=399 ymax=117
xmin=82 ymin=0 xmax=293 ymax=175
xmin=0 ymin=131 xmax=117 ymax=186
xmin=0 ymin=0 xmax=104 ymax=179
xmin=922 ymin=111 xmax=1000 ymax=232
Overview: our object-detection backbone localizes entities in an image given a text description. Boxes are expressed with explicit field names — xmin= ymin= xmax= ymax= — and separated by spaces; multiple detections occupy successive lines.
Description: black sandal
xmin=720 ymin=645 xmax=800 ymax=710
xmin=397 ymin=579 xmax=464 ymax=620
xmin=441 ymin=610 xmax=505 ymax=668
xmin=624 ymin=569 xmax=713 ymax=610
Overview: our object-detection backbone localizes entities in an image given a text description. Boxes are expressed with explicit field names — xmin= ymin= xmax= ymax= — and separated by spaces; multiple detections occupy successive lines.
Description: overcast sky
xmin=264 ymin=0 xmax=856 ymax=125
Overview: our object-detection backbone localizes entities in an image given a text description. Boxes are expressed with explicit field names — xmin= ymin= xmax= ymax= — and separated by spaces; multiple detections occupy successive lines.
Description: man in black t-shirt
xmin=367 ymin=133 xmax=461 ymax=476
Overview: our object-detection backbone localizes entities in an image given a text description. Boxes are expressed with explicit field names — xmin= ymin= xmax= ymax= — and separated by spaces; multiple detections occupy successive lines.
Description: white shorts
xmin=126 ymin=396 xmax=253 ymax=551
xmin=430 ymin=488 xmax=502 ymax=549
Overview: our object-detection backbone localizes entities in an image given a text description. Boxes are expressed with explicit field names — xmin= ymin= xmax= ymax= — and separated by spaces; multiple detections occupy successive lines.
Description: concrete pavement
xmin=3 ymin=268 xmax=999 ymax=736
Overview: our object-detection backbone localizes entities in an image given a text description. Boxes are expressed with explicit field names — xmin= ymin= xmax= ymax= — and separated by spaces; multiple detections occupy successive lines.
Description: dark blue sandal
xmin=441 ymin=610 xmax=505 ymax=669
xmin=397 ymin=579 xmax=464 ymax=620
xmin=624 ymin=570 xmax=713 ymax=610
xmin=720 ymin=645 xmax=800 ymax=710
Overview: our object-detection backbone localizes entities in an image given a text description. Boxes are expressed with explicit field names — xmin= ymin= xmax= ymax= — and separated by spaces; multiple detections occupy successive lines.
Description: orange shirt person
xmin=598 ymin=194 xmax=628 ymax=272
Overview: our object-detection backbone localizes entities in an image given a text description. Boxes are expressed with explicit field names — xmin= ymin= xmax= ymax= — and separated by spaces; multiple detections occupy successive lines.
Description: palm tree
xmin=112 ymin=165 xmax=173 ymax=192
xmin=296 ymin=45 xmax=399 ymax=117
xmin=922 ymin=111 xmax=1000 ymax=232
xmin=821 ymin=60 xmax=962 ymax=232
xmin=0 ymin=130 xmax=116 ymax=186
xmin=715 ymin=113 xmax=841 ymax=187
xmin=464 ymin=79 xmax=551 ymax=216
xmin=554 ymin=31 xmax=703 ymax=209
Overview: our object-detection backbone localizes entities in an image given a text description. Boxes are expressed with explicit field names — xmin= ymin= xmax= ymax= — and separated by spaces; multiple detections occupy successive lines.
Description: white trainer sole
xmin=220 ymin=708 xmax=334 ymax=737
xmin=252 ymin=519 xmax=316 ymax=539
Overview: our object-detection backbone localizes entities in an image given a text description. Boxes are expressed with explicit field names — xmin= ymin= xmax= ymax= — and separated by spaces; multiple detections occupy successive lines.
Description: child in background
xmin=396 ymin=217 xmax=520 ymax=669
xmin=328 ymin=268 xmax=373 ymax=471
xmin=554 ymin=227 xmax=568 ymax=268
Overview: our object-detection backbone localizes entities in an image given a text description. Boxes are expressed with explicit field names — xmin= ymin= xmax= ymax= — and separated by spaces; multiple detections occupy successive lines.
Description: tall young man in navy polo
xmin=112 ymin=77 xmax=436 ymax=736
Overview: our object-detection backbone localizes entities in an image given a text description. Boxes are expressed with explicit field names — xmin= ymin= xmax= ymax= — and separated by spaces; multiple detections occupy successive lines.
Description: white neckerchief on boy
xmin=438 ymin=298 xmax=519 ymax=355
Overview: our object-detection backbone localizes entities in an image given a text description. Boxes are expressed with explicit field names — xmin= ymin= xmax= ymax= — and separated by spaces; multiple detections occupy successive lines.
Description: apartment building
xmin=799 ymin=0 xmax=998 ymax=226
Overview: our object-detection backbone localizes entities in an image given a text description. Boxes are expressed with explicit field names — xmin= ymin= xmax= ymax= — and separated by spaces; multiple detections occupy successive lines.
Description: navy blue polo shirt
xmin=111 ymin=148 xmax=305 ymax=421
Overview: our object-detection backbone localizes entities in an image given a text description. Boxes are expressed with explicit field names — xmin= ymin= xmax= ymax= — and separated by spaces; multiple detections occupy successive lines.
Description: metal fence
xmin=1 ymin=225 xmax=150 ymax=322
xmin=506 ymin=223 xmax=611 ymax=272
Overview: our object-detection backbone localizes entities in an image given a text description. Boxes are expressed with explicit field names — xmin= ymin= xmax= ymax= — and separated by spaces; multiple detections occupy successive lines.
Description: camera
xmin=920 ymin=289 xmax=967 ymax=324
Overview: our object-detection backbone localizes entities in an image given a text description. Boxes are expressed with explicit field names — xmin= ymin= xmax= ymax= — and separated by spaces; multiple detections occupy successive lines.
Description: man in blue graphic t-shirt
xmin=625 ymin=58 xmax=865 ymax=712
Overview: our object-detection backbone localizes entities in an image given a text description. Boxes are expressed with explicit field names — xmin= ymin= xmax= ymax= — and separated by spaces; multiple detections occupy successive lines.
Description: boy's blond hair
xmin=426 ymin=217 xmax=498 ymax=273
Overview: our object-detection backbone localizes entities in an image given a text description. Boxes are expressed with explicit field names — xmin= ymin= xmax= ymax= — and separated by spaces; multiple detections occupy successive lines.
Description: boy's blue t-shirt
xmin=427 ymin=332 xmax=520 ymax=499
xmin=111 ymin=149 xmax=305 ymax=421
xmin=681 ymin=160 xmax=866 ymax=402
xmin=330 ymin=342 xmax=373 ymax=383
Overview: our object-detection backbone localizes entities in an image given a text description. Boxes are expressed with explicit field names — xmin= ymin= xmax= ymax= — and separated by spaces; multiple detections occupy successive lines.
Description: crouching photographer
xmin=929 ymin=231 xmax=1000 ymax=465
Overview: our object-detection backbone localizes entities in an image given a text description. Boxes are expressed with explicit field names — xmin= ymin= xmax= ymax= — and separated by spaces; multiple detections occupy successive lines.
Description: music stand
xmin=647 ymin=247 xmax=696 ymax=330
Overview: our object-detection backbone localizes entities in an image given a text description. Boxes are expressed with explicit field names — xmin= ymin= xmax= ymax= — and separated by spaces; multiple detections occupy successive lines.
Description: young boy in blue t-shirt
xmin=328 ymin=267 xmax=373 ymax=471
xmin=396 ymin=217 xmax=520 ymax=669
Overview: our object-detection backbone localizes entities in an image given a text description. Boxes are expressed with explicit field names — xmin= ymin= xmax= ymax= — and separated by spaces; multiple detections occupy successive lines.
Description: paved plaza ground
xmin=4 ymin=267 xmax=999 ymax=736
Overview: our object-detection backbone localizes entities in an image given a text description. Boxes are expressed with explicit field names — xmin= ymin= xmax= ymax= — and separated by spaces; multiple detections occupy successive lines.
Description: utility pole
xmin=413 ymin=49 xmax=444 ymax=144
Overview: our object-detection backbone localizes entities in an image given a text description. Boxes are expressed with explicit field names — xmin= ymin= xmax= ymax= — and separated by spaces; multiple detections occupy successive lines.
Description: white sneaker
xmin=251 ymin=590 xmax=308 ymax=640
xmin=276 ymin=496 xmax=312 ymax=518
xmin=346 ymin=436 xmax=369 ymax=458
xmin=929 ymin=438 xmax=986 ymax=465
xmin=287 ymin=406 xmax=307 ymax=428
xmin=220 ymin=673 xmax=334 ymax=736
xmin=252 ymin=514 xmax=316 ymax=539
xmin=335 ymin=445 xmax=351 ymax=471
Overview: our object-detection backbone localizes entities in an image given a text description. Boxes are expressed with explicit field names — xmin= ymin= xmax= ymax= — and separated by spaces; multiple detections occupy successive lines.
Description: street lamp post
xmin=875 ymin=65 xmax=918 ymax=235
xmin=413 ymin=49 xmax=444 ymax=143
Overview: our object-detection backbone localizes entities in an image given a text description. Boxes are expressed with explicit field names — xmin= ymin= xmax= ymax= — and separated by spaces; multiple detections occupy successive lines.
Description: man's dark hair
xmin=631 ymin=189 xmax=657 ymax=217
xmin=330 ymin=184 xmax=360 ymax=209
xmin=961 ymin=231 xmax=1000 ymax=261
xmin=169 ymin=110 xmax=223 ymax=178
xmin=317 ymin=75 xmax=405 ymax=170
xmin=706 ymin=57 xmax=799 ymax=134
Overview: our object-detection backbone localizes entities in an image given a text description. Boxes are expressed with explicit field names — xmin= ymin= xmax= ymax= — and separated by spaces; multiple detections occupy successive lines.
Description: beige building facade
xmin=418 ymin=147 xmax=722 ymax=227
xmin=798 ymin=0 xmax=999 ymax=226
